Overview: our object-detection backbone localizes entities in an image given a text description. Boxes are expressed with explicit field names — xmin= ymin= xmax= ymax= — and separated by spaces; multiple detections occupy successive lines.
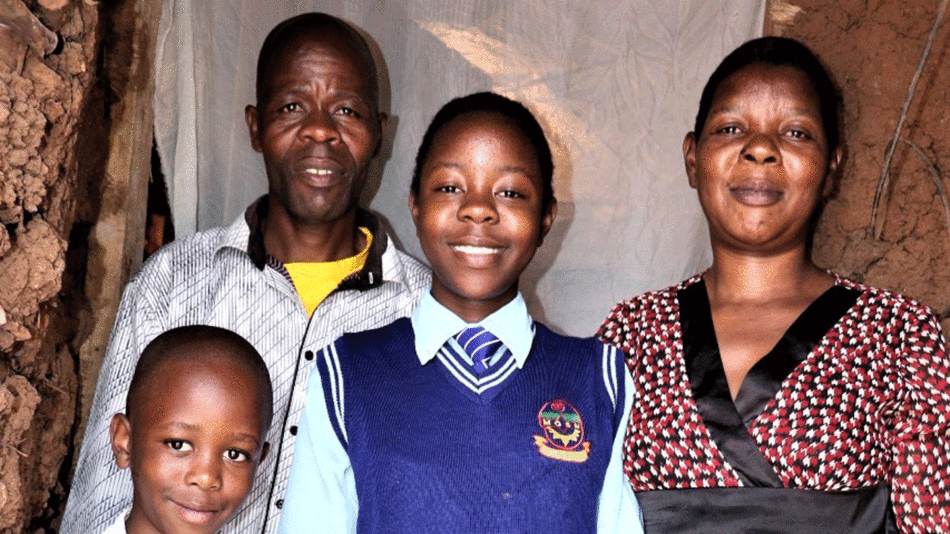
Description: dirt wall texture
xmin=0 ymin=0 xmax=100 ymax=531
xmin=768 ymin=0 xmax=950 ymax=332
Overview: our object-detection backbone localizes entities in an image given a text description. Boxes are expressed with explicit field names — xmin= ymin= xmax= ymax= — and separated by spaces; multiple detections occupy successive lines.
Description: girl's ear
xmin=538 ymin=197 xmax=558 ymax=246
xmin=110 ymin=414 xmax=133 ymax=469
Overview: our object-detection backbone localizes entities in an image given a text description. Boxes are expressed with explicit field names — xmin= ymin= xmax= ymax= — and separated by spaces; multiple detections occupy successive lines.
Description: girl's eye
xmin=436 ymin=185 xmax=461 ymax=193
xmin=225 ymin=449 xmax=251 ymax=462
xmin=165 ymin=440 xmax=193 ymax=452
xmin=498 ymin=190 xmax=525 ymax=199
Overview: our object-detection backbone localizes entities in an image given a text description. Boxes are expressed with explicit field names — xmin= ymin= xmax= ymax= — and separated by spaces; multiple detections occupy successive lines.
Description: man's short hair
xmin=255 ymin=12 xmax=380 ymax=110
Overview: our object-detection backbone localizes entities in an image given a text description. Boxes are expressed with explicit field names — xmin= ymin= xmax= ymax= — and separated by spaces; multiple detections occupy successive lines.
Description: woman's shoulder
xmin=832 ymin=272 xmax=940 ymax=324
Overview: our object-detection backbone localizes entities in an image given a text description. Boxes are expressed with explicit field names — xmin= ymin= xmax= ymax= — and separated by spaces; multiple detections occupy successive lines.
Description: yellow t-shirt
xmin=285 ymin=228 xmax=372 ymax=316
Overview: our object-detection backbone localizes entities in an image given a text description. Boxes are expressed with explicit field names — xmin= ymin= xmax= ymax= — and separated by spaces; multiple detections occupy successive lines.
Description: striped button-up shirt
xmin=61 ymin=197 xmax=430 ymax=534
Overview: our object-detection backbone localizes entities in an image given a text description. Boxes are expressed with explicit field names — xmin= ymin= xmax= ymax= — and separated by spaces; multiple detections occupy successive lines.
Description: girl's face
xmin=410 ymin=111 xmax=556 ymax=322
xmin=684 ymin=63 xmax=841 ymax=256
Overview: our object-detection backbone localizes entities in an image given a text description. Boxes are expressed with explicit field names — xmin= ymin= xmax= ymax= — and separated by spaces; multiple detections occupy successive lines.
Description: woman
xmin=599 ymin=37 xmax=949 ymax=533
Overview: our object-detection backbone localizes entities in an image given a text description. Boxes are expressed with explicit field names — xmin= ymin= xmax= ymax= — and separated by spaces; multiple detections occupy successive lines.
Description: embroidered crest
xmin=533 ymin=399 xmax=590 ymax=463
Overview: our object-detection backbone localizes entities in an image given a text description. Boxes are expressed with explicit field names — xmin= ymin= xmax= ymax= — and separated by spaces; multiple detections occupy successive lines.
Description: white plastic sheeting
xmin=154 ymin=0 xmax=764 ymax=336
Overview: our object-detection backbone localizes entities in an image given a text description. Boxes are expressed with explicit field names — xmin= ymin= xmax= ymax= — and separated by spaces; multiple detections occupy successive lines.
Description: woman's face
xmin=684 ymin=63 xmax=841 ymax=256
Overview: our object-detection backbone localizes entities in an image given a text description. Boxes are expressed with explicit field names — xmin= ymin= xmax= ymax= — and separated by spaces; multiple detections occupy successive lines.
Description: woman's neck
xmin=703 ymin=244 xmax=831 ymax=306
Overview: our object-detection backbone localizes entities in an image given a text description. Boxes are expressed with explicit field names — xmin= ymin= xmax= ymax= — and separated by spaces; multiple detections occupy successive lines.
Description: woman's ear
xmin=823 ymin=145 xmax=843 ymax=197
xmin=110 ymin=413 xmax=133 ymax=469
xmin=684 ymin=132 xmax=698 ymax=189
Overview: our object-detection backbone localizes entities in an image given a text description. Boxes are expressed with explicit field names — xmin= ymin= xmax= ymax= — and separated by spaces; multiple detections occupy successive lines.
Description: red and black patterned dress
xmin=598 ymin=274 xmax=950 ymax=534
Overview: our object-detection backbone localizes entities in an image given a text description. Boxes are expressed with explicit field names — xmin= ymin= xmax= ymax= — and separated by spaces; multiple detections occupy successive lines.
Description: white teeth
xmin=453 ymin=245 xmax=502 ymax=255
xmin=303 ymin=168 xmax=334 ymax=176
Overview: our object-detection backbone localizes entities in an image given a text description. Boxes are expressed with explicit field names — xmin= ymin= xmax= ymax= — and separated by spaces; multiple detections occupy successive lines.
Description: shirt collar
xmin=230 ymin=195 xmax=388 ymax=290
xmin=411 ymin=290 xmax=535 ymax=368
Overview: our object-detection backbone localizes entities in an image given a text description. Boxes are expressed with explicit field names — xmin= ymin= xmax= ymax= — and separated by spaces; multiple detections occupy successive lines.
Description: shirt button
xmin=290 ymin=426 xmax=298 ymax=435
xmin=305 ymin=350 xmax=314 ymax=361
xmin=276 ymin=499 xmax=284 ymax=509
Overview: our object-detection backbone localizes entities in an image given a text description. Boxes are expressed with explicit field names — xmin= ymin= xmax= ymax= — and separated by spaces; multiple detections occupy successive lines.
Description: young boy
xmin=104 ymin=325 xmax=273 ymax=534
xmin=278 ymin=93 xmax=642 ymax=533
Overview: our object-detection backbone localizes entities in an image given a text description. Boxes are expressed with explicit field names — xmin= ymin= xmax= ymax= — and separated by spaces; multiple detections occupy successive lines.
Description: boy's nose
xmin=186 ymin=455 xmax=223 ymax=491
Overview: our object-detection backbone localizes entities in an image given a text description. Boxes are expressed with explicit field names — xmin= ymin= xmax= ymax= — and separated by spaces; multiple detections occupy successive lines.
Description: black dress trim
xmin=678 ymin=280 xmax=860 ymax=487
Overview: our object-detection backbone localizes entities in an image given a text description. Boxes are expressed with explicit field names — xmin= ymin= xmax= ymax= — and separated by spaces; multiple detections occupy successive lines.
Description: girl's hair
xmin=411 ymin=92 xmax=554 ymax=208
xmin=694 ymin=36 xmax=841 ymax=151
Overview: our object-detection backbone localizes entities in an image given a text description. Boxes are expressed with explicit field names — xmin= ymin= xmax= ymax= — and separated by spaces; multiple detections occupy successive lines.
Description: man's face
xmin=245 ymin=34 xmax=386 ymax=227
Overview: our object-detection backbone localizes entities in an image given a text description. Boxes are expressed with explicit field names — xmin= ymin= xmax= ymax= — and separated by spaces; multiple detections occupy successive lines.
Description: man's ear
xmin=245 ymin=105 xmax=263 ymax=153
xmin=373 ymin=112 xmax=390 ymax=157
xmin=538 ymin=198 xmax=558 ymax=246
xmin=259 ymin=442 xmax=271 ymax=463
xmin=683 ymin=132 xmax=698 ymax=189
xmin=110 ymin=414 xmax=133 ymax=469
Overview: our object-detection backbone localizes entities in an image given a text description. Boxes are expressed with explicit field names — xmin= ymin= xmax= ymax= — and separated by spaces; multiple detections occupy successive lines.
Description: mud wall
xmin=768 ymin=0 xmax=950 ymax=332
xmin=0 ymin=0 xmax=156 ymax=530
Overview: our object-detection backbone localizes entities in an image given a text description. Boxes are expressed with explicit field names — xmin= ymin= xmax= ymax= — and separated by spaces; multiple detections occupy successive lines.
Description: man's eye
xmin=225 ymin=449 xmax=251 ymax=462
xmin=337 ymin=107 xmax=360 ymax=118
xmin=164 ymin=440 xmax=193 ymax=452
xmin=279 ymin=102 xmax=300 ymax=112
xmin=716 ymin=125 xmax=739 ymax=134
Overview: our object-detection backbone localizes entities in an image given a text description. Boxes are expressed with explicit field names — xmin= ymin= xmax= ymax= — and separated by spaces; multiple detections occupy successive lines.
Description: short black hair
xmin=126 ymin=325 xmax=273 ymax=432
xmin=255 ymin=12 xmax=379 ymax=110
xmin=693 ymin=36 xmax=841 ymax=151
xmin=411 ymin=92 xmax=555 ymax=209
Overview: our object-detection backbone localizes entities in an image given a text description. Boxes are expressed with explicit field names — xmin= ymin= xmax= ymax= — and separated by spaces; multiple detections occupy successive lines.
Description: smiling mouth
xmin=172 ymin=500 xmax=220 ymax=525
xmin=729 ymin=185 xmax=783 ymax=206
xmin=451 ymin=244 xmax=504 ymax=255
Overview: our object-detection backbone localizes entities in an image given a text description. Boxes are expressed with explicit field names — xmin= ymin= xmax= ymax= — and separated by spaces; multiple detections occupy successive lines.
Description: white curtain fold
xmin=154 ymin=0 xmax=765 ymax=336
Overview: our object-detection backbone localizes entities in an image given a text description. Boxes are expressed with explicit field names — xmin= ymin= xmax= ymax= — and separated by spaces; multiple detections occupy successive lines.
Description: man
xmin=62 ymin=13 xmax=429 ymax=534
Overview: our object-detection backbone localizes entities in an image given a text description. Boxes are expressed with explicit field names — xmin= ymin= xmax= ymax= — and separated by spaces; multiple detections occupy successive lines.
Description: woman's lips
xmin=729 ymin=184 xmax=783 ymax=206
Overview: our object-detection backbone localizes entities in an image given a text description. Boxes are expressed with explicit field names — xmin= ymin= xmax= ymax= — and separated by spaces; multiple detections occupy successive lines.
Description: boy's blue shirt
xmin=277 ymin=288 xmax=643 ymax=534
xmin=411 ymin=291 xmax=534 ymax=367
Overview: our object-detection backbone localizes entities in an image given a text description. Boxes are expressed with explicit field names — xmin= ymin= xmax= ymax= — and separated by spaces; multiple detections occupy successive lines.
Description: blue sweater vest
xmin=316 ymin=318 xmax=626 ymax=533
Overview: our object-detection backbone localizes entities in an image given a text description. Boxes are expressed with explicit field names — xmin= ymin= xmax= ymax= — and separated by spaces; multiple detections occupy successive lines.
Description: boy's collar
xmin=411 ymin=290 xmax=535 ymax=368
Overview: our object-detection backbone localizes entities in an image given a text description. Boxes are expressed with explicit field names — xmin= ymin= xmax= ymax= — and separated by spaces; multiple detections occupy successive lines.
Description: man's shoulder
xmin=133 ymin=219 xmax=248 ymax=282
xmin=381 ymin=241 xmax=431 ymax=293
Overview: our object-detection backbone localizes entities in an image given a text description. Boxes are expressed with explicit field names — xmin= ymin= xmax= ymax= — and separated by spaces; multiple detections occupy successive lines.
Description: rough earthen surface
xmin=769 ymin=0 xmax=950 ymax=332
xmin=0 ymin=0 xmax=100 ymax=530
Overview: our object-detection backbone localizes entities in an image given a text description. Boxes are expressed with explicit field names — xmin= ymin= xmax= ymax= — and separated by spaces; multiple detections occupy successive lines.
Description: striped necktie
xmin=454 ymin=326 xmax=504 ymax=374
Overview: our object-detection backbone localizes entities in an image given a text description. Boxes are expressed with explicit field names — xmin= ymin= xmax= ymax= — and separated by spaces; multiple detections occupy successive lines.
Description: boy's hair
xmin=411 ymin=92 xmax=555 ymax=210
xmin=693 ymin=36 xmax=841 ymax=151
xmin=255 ymin=12 xmax=379 ymax=110
xmin=126 ymin=325 xmax=273 ymax=431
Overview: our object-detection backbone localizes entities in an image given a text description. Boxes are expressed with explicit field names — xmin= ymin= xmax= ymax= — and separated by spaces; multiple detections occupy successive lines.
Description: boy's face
xmin=410 ymin=112 xmax=556 ymax=323
xmin=111 ymin=356 xmax=270 ymax=534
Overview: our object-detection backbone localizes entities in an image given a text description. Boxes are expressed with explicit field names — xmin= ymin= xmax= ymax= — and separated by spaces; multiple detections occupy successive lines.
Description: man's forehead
xmin=263 ymin=33 xmax=378 ymax=96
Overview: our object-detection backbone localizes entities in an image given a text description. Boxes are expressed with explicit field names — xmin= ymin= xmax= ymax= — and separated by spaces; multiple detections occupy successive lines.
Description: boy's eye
xmin=224 ymin=449 xmax=251 ymax=462
xmin=436 ymin=185 xmax=461 ymax=194
xmin=164 ymin=440 xmax=193 ymax=452
xmin=498 ymin=190 xmax=525 ymax=199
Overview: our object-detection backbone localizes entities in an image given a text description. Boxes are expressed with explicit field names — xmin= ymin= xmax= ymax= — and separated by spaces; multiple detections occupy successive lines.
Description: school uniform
xmin=279 ymin=291 xmax=642 ymax=533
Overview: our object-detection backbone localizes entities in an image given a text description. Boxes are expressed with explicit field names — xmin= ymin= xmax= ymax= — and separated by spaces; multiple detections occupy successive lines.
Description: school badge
xmin=533 ymin=399 xmax=590 ymax=463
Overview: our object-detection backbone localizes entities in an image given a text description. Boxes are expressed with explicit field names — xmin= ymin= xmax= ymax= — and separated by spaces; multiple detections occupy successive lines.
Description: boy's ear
xmin=110 ymin=414 xmax=133 ymax=469
xmin=409 ymin=191 xmax=420 ymax=224
xmin=260 ymin=442 xmax=271 ymax=463
xmin=683 ymin=132 xmax=698 ymax=189
xmin=538 ymin=198 xmax=558 ymax=246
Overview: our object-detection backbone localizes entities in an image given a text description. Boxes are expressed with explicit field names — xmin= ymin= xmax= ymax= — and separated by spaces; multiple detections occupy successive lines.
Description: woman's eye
xmin=164 ymin=440 xmax=193 ymax=452
xmin=787 ymin=129 xmax=809 ymax=139
xmin=225 ymin=449 xmax=251 ymax=462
